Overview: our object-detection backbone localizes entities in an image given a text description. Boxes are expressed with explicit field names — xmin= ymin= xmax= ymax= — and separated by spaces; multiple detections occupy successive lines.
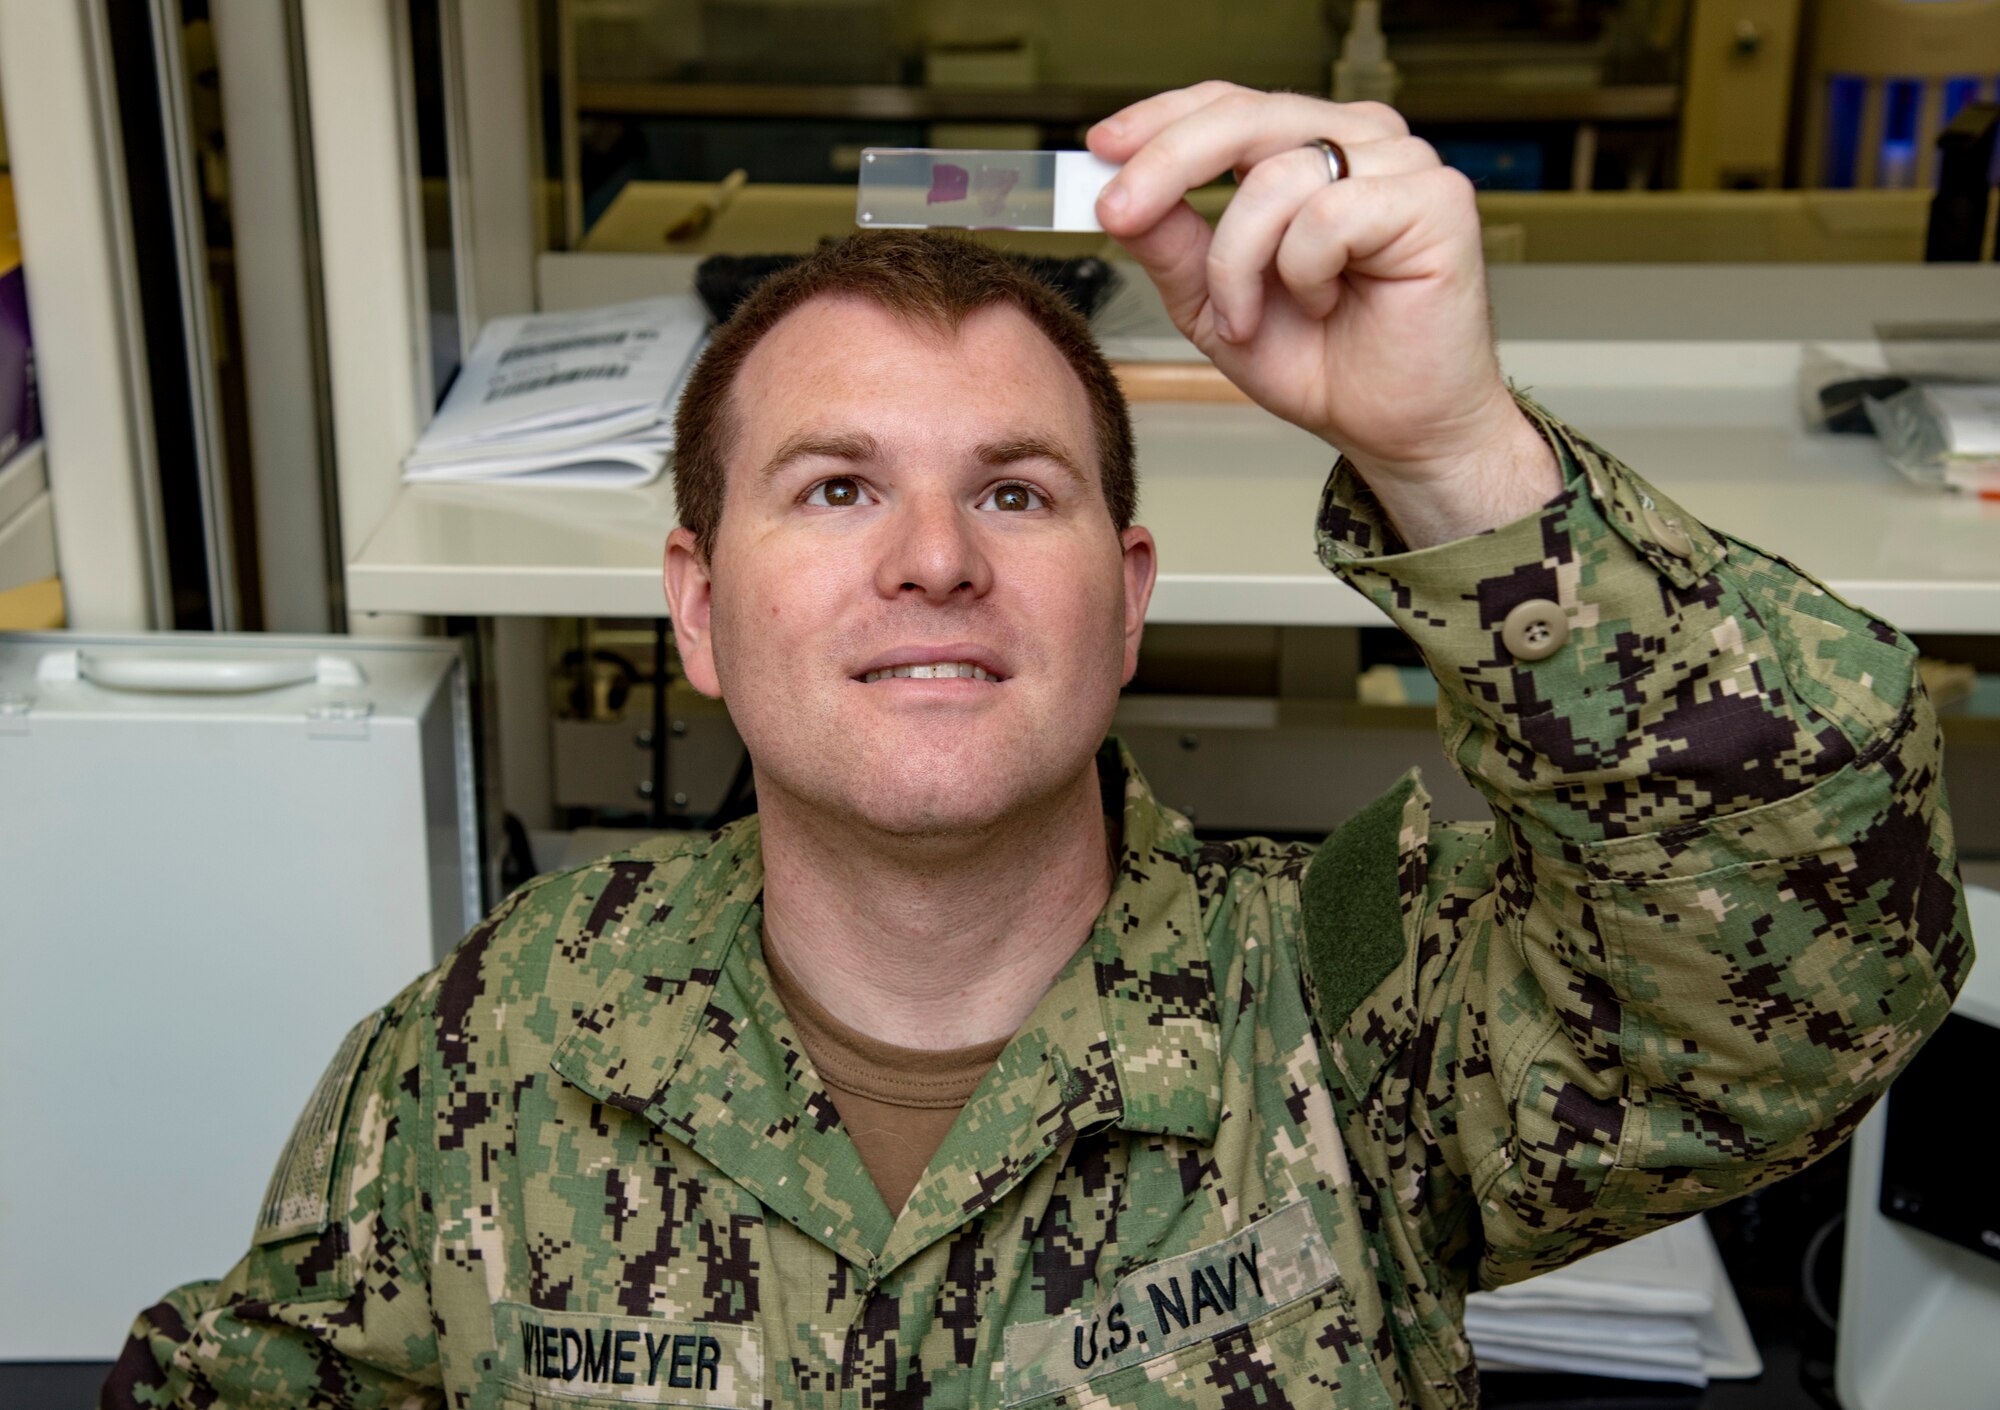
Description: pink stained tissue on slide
xmin=923 ymin=163 xmax=1019 ymax=216
xmin=926 ymin=164 xmax=969 ymax=204
xmin=971 ymin=166 xmax=1020 ymax=216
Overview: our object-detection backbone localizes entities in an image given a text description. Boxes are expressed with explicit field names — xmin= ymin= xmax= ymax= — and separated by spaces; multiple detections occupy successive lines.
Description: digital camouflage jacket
xmin=107 ymin=399 xmax=1972 ymax=1409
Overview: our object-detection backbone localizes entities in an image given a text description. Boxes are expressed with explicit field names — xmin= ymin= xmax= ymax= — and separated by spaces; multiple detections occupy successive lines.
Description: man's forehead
xmin=741 ymin=292 xmax=1054 ymax=379
xmin=727 ymin=294 xmax=1098 ymax=458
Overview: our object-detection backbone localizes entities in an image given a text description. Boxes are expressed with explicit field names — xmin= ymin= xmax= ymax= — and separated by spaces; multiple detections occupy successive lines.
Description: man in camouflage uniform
xmin=109 ymin=84 xmax=1969 ymax=1409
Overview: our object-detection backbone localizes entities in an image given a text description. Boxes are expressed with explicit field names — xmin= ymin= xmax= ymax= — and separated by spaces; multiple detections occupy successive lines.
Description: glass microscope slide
xmin=856 ymin=149 xmax=1122 ymax=232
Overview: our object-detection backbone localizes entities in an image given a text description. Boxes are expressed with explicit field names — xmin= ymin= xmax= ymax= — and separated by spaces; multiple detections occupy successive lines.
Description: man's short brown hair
xmin=672 ymin=232 xmax=1136 ymax=562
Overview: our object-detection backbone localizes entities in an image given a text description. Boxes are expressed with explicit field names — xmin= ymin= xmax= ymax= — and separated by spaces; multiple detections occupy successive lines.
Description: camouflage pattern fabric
xmin=105 ymin=397 xmax=1970 ymax=1409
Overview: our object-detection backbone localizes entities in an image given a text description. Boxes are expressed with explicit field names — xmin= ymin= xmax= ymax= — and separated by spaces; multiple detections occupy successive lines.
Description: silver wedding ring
xmin=1307 ymin=138 xmax=1349 ymax=184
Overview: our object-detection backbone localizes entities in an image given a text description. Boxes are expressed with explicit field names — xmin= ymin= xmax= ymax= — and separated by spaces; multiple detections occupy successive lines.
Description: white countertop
xmin=346 ymin=261 xmax=2000 ymax=632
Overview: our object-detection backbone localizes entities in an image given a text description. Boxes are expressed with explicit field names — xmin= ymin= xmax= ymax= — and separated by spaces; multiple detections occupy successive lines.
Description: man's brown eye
xmin=994 ymin=485 xmax=1032 ymax=511
xmin=821 ymin=477 xmax=859 ymax=506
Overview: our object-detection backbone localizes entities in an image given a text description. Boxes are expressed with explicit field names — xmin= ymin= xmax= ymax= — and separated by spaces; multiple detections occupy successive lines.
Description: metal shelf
xmin=574 ymin=81 xmax=1678 ymax=127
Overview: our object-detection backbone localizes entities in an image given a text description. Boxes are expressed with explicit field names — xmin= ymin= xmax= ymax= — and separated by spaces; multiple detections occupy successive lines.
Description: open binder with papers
xmin=1467 ymin=1214 xmax=1761 ymax=1386
xmin=403 ymin=295 xmax=709 ymax=488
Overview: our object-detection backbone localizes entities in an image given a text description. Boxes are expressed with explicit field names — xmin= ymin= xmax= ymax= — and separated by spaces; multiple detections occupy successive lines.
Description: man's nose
xmin=874 ymin=492 xmax=993 ymax=601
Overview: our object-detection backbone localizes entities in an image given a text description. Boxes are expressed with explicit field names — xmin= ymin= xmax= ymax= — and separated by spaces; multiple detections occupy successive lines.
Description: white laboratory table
xmin=346 ymin=261 xmax=2000 ymax=633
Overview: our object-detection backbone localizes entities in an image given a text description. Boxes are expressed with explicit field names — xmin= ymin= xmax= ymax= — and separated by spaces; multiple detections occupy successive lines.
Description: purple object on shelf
xmin=0 ymin=262 xmax=40 ymax=465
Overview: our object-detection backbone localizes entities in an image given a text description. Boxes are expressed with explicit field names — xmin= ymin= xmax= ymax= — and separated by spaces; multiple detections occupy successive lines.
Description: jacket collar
xmin=550 ymin=741 xmax=1221 ymax=1268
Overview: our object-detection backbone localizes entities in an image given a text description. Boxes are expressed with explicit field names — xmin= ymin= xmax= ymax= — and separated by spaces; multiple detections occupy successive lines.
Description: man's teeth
xmin=862 ymin=662 xmax=997 ymax=683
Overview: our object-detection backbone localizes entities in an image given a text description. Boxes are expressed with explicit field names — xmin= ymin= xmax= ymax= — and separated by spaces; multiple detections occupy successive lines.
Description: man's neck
xmin=756 ymin=765 xmax=1113 ymax=1051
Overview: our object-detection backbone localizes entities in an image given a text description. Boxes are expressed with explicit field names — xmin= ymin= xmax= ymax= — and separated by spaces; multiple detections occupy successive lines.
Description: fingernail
xmin=1097 ymin=117 xmax=1125 ymax=140
xmin=1213 ymin=312 xmax=1233 ymax=342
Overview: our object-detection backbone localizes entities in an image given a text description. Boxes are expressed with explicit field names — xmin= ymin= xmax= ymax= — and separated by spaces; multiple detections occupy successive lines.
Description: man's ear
xmin=1119 ymin=525 xmax=1157 ymax=686
xmin=664 ymin=527 xmax=723 ymax=698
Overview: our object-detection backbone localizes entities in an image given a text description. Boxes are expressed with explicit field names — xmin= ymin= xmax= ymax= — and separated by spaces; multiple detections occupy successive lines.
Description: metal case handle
xmin=38 ymin=650 xmax=367 ymax=693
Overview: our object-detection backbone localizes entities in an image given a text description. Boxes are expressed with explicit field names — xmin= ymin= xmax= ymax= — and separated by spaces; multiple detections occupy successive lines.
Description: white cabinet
xmin=0 ymin=632 xmax=479 ymax=1359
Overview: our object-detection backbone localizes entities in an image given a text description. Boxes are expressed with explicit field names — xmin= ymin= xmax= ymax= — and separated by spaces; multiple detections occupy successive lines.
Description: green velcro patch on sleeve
xmin=1301 ymin=774 xmax=1417 ymax=1036
xmin=252 ymin=1009 xmax=386 ymax=1246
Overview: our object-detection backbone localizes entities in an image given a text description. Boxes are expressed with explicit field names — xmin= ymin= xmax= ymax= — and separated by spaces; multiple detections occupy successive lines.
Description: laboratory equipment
xmin=855 ymin=148 xmax=1121 ymax=232
xmin=1925 ymin=101 xmax=1999 ymax=261
xmin=1333 ymin=0 xmax=1400 ymax=104
xmin=0 ymin=632 xmax=481 ymax=1362
xmin=1800 ymin=0 xmax=2000 ymax=190
xmin=1836 ymin=884 xmax=2000 ymax=1409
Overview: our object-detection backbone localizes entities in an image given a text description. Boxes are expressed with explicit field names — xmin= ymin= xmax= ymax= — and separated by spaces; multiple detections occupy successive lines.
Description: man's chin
xmin=766 ymin=736 xmax=1097 ymax=843
xmin=819 ymin=768 xmax=1047 ymax=841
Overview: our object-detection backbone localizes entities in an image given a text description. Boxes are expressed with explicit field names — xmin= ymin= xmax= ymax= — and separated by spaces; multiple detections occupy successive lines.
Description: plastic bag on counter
xmin=1796 ymin=345 xmax=1909 ymax=434
xmin=1800 ymin=323 xmax=2000 ymax=436
xmin=1864 ymin=383 xmax=2000 ymax=494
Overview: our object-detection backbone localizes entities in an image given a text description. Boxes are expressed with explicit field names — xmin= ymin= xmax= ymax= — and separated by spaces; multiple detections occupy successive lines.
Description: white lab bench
xmin=345 ymin=261 xmax=2000 ymax=633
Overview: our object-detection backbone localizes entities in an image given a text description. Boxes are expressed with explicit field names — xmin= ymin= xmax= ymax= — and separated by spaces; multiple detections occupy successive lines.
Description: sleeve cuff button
xmin=1643 ymin=505 xmax=1695 ymax=559
xmin=1501 ymin=599 xmax=1569 ymax=661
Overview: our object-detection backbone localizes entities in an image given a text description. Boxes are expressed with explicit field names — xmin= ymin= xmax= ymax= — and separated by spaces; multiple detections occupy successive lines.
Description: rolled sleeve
xmin=1313 ymin=392 xmax=1909 ymax=853
xmin=1307 ymin=391 xmax=1973 ymax=1288
xmin=1319 ymin=396 xmax=1725 ymax=704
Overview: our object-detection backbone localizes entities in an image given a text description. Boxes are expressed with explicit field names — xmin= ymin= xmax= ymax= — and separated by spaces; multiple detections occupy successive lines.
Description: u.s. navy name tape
xmin=1001 ymin=1201 xmax=1338 ymax=1404
xmin=494 ymin=1303 xmax=762 ymax=1407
